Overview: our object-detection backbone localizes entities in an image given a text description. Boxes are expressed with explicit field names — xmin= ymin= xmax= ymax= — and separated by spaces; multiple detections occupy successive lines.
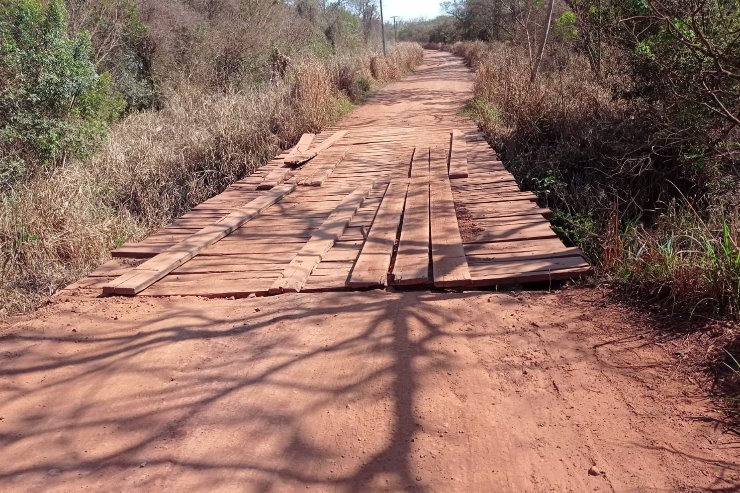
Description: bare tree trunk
xmin=530 ymin=0 xmax=555 ymax=82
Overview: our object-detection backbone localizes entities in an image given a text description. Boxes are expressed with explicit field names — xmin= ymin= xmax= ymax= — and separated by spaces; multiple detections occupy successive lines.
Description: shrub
xmin=65 ymin=0 xmax=156 ymax=111
xmin=0 ymin=0 xmax=124 ymax=187
xmin=455 ymin=40 xmax=739 ymax=318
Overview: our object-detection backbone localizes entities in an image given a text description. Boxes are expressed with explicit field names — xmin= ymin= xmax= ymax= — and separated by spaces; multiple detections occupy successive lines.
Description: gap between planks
xmin=391 ymin=147 xmax=431 ymax=285
xmin=448 ymin=129 xmax=469 ymax=179
xmin=348 ymin=180 xmax=409 ymax=288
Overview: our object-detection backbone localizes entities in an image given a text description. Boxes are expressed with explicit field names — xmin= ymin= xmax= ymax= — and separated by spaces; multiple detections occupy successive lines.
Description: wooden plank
xmin=88 ymin=258 xmax=145 ymax=277
xmin=454 ymin=188 xmax=523 ymax=198
xmin=429 ymin=145 xmax=449 ymax=178
xmin=321 ymin=246 xmax=362 ymax=262
xmin=112 ymin=246 xmax=163 ymax=259
xmin=392 ymin=166 xmax=430 ymax=286
xmin=257 ymin=167 xmax=292 ymax=190
xmin=140 ymin=275 xmax=277 ymax=298
xmin=302 ymin=274 xmax=353 ymax=292
xmin=449 ymin=129 xmax=469 ymax=179
xmin=463 ymin=238 xmax=569 ymax=255
xmin=468 ymin=255 xmax=592 ymax=284
xmin=301 ymin=148 xmax=348 ymax=187
xmin=461 ymin=194 xmax=538 ymax=205
xmin=430 ymin=151 xmax=471 ymax=288
xmin=270 ymin=187 xmax=371 ymax=293
xmin=285 ymin=130 xmax=347 ymax=165
xmin=470 ymin=216 xmax=548 ymax=227
xmin=452 ymin=176 xmax=517 ymax=187
xmin=466 ymin=247 xmax=584 ymax=262
xmin=348 ymin=181 xmax=408 ymax=288
xmin=467 ymin=208 xmax=553 ymax=220
xmin=463 ymin=223 xmax=559 ymax=244
xmin=113 ymin=239 xmax=306 ymax=258
xmin=103 ymin=183 xmax=295 ymax=295
xmin=173 ymin=259 xmax=291 ymax=275
xmin=282 ymin=133 xmax=316 ymax=165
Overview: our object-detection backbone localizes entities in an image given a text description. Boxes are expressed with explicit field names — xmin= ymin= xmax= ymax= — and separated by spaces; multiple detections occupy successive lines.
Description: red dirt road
xmin=0 ymin=52 xmax=738 ymax=492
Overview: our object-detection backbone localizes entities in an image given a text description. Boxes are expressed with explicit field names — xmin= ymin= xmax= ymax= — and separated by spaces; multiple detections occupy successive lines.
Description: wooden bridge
xmin=74 ymin=121 xmax=590 ymax=299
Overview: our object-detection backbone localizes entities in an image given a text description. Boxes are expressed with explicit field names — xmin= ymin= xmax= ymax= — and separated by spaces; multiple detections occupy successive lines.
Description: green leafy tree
xmin=0 ymin=0 xmax=124 ymax=186
xmin=65 ymin=0 xmax=156 ymax=110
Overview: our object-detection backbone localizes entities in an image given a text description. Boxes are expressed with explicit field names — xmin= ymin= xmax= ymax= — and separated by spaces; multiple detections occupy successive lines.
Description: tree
xmin=65 ymin=0 xmax=156 ymax=110
xmin=530 ymin=0 xmax=555 ymax=81
xmin=0 ymin=0 xmax=124 ymax=186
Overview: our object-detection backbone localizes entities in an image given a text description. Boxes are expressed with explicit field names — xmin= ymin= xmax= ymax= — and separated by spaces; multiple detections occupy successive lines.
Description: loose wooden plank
xmin=173 ymin=259 xmax=291 ymax=275
xmin=302 ymin=274 xmax=353 ymax=292
xmin=463 ymin=223 xmax=559 ymax=244
xmin=282 ymin=133 xmax=316 ymax=165
xmin=466 ymin=247 xmax=584 ymax=262
xmin=285 ymin=130 xmax=348 ymax=165
xmin=140 ymin=275 xmax=277 ymax=298
xmin=301 ymin=148 xmax=349 ymax=187
xmin=468 ymin=267 xmax=591 ymax=286
xmin=451 ymin=176 xmax=517 ymax=187
xmin=270 ymin=187 xmax=371 ymax=293
xmin=103 ymin=183 xmax=295 ymax=295
xmin=463 ymin=238 xmax=569 ymax=255
xmin=321 ymin=246 xmax=362 ymax=262
xmin=88 ymin=258 xmax=145 ymax=277
xmin=467 ymin=208 xmax=553 ymax=220
xmin=113 ymin=240 xmax=306 ymax=258
xmin=392 ymin=166 xmax=430 ymax=286
xmin=429 ymin=145 xmax=449 ymax=178
xmin=449 ymin=129 xmax=469 ymax=179
xmin=468 ymin=255 xmax=592 ymax=285
xmin=460 ymin=193 xmax=539 ymax=205
xmin=348 ymin=180 xmax=408 ymax=288
xmin=430 ymin=153 xmax=471 ymax=288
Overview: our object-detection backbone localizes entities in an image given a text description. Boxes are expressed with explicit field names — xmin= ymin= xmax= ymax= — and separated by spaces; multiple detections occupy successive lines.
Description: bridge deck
xmin=75 ymin=123 xmax=590 ymax=298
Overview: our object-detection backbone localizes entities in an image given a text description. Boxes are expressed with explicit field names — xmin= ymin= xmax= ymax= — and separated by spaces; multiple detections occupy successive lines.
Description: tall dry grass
xmin=0 ymin=43 xmax=424 ymax=316
xmin=451 ymin=41 xmax=739 ymax=318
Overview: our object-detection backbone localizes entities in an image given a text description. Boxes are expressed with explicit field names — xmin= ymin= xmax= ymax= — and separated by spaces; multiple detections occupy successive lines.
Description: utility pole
xmin=391 ymin=15 xmax=399 ymax=43
xmin=379 ymin=0 xmax=386 ymax=56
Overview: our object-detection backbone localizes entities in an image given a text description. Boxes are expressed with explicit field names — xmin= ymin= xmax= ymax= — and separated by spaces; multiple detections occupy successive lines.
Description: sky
xmin=381 ymin=0 xmax=444 ymax=21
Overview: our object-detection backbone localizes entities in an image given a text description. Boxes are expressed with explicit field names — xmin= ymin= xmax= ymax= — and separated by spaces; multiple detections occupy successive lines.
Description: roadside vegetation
xmin=399 ymin=1 xmax=739 ymax=319
xmin=0 ymin=0 xmax=423 ymax=315
xmin=400 ymin=0 xmax=738 ymax=413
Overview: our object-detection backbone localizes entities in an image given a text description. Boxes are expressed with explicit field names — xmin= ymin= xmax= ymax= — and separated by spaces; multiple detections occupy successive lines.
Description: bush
xmin=66 ymin=0 xmax=157 ymax=111
xmin=454 ymin=40 xmax=739 ymax=319
xmin=0 ymin=0 xmax=124 ymax=187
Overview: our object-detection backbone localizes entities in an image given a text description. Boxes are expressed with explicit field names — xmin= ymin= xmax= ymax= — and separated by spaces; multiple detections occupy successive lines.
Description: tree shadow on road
xmin=0 ymin=290 xmax=499 ymax=491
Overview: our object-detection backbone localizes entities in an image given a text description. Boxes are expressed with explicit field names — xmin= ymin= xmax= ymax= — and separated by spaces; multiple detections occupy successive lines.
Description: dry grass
xmin=0 ymin=43 xmax=424 ymax=316
xmin=0 ymin=169 xmax=143 ymax=314
xmin=452 ymin=41 xmax=739 ymax=320
xmin=617 ymin=207 xmax=740 ymax=318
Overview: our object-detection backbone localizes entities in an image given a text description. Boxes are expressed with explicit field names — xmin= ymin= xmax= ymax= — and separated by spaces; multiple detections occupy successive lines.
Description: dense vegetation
xmin=0 ymin=0 xmax=423 ymax=314
xmin=399 ymin=0 xmax=738 ymax=415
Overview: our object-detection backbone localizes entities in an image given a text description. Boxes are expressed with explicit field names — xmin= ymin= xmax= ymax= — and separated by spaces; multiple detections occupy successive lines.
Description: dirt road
xmin=1 ymin=51 xmax=737 ymax=492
